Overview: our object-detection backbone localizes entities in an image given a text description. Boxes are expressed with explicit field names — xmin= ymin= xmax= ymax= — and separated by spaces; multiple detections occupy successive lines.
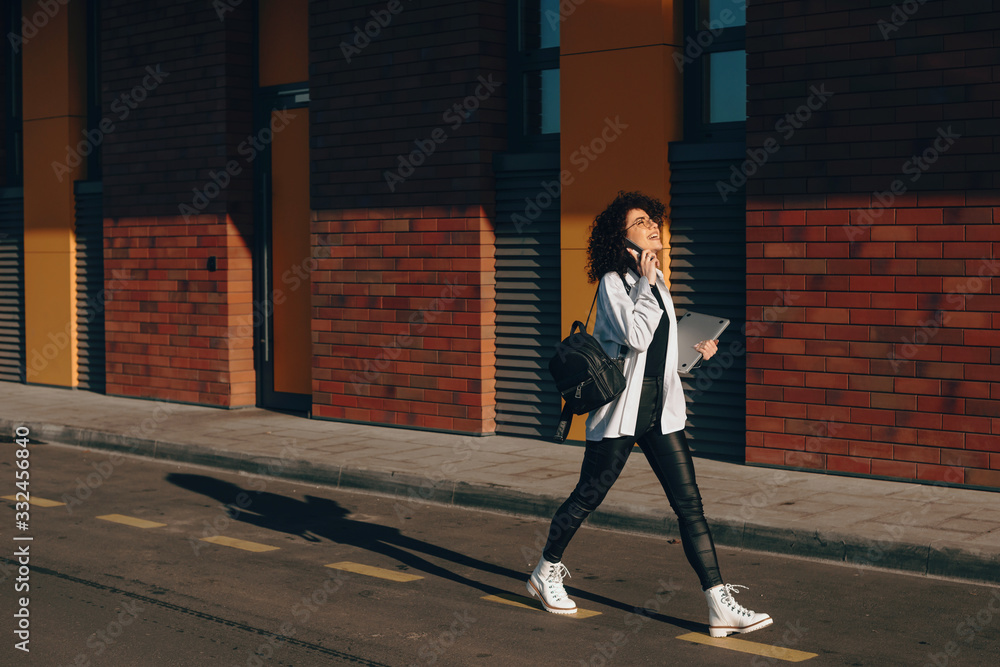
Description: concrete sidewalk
xmin=2 ymin=382 xmax=999 ymax=584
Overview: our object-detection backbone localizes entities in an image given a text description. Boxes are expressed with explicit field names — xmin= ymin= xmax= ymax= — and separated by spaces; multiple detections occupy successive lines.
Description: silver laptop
xmin=676 ymin=311 xmax=730 ymax=373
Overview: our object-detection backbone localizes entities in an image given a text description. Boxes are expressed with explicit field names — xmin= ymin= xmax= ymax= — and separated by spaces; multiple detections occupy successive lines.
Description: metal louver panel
xmin=492 ymin=153 xmax=561 ymax=438
xmin=668 ymin=141 xmax=747 ymax=460
xmin=0 ymin=187 xmax=24 ymax=383
xmin=74 ymin=180 xmax=105 ymax=393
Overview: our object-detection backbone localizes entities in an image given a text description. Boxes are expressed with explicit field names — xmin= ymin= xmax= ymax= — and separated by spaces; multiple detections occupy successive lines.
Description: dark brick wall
xmin=100 ymin=0 xmax=253 ymax=218
xmin=309 ymin=0 xmax=507 ymax=210
xmin=746 ymin=0 xmax=1000 ymax=197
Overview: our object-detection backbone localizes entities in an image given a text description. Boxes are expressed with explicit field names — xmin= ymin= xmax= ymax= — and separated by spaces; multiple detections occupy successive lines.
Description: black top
xmin=644 ymin=284 xmax=670 ymax=378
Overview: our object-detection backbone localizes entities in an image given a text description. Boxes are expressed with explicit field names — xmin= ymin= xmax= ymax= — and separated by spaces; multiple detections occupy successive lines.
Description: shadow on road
xmin=165 ymin=473 xmax=703 ymax=632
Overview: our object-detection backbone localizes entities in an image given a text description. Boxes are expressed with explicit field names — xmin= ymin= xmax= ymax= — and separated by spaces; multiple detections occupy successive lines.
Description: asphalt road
xmin=2 ymin=438 xmax=999 ymax=667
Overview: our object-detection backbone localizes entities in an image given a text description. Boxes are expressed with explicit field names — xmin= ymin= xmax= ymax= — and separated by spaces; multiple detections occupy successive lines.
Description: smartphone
xmin=624 ymin=238 xmax=656 ymax=275
xmin=624 ymin=238 xmax=645 ymax=258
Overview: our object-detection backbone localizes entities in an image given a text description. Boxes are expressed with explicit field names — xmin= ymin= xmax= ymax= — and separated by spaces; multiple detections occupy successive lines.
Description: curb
xmin=6 ymin=418 xmax=1000 ymax=586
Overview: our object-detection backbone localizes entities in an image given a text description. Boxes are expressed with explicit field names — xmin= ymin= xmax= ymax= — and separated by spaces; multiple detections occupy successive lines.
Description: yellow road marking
xmin=676 ymin=632 xmax=817 ymax=662
xmin=2 ymin=495 xmax=65 ymax=507
xmin=200 ymin=536 xmax=280 ymax=553
xmin=97 ymin=514 xmax=166 ymax=529
xmin=482 ymin=593 xmax=602 ymax=619
xmin=325 ymin=561 xmax=423 ymax=582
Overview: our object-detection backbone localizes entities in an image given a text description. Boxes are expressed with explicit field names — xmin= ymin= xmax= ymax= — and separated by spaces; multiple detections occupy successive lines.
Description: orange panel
xmin=562 ymin=0 xmax=682 ymax=56
xmin=24 ymin=251 xmax=76 ymax=386
xmin=21 ymin=0 xmax=86 ymax=388
xmin=258 ymin=0 xmax=309 ymax=87
xmin=560 ymin=47 xmax=678 ymax=241
xmin=270 ymin=108 xmax=312 ymax=396
xmin=21 ymin=0 xmax=86 ymax=121
xmin=23 ymin=117 xmax=84 ymax=253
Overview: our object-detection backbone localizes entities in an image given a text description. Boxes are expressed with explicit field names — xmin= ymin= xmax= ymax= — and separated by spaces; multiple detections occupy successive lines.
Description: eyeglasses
xmin=626 ymin=216 xmax=662 ymax=231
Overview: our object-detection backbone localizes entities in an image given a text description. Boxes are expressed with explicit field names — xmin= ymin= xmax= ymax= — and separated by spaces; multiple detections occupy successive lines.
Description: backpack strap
xmin=622 ymin=268 xmax=640 ymax=294
xmin=553 ymin=403 xmax=573 ymax=443
xmin=587 ymin=270 xmax=636 ymax=330
xmin=583 ymin=289 xmax=599 ymax=330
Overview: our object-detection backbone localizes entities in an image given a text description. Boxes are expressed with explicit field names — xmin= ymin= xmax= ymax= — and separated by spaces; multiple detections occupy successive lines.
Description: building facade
xmin=0 ymin=0 xmax=996 ymax=489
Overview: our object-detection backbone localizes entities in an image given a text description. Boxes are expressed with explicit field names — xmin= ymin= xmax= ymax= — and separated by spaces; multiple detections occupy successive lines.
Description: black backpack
xmin=548 ymin=274 xmax=630 ymax=442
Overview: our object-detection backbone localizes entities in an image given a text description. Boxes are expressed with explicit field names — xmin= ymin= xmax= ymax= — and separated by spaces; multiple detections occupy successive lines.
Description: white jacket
xmin=584 ymin=269 xmax=686 ymax=441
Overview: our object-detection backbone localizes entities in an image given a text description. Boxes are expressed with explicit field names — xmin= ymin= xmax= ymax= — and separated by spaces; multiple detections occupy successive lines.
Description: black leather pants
xmin=542 ymin=377 xmax=724 ymax=590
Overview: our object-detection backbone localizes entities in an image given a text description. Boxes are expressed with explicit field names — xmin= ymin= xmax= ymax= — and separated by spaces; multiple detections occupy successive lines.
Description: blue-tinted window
xmin=510 ymin=0 xmax=559 ymax=146
xmin=522 ymin=0 xmax=559 ymax=50
xmin=707 ymin=50 xmax=746 ymax=123
xmin=684 ymin=0 xmax=745 ymax=139
xmin=525 ymin=68 xmax=559 ymax=135
xmin=537 ymin=0 xmax=560 ymax=49
xmin=701 ymin=0 xmax=746 ymax=29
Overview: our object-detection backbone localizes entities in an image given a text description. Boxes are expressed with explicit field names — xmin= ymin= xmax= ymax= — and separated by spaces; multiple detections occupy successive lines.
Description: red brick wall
xmin=308 ymin=0 xmax=504 ymax=433
xmin=745 ymin=196 xmax=1000 ymax=487
xmin=745 ymin=2 xmax=1000 ymax=487
xmin=100 ymin=1 xmax=255 ymax=407
xmin=312 ymin=207 xmax=497 ymax=433
xmin=104 ymin=213 xmax=255 ymax=407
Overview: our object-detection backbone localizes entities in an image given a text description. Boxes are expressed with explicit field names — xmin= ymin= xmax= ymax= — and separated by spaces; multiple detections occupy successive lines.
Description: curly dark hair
xmin=585 ymin=190 xmax=666 ymax=283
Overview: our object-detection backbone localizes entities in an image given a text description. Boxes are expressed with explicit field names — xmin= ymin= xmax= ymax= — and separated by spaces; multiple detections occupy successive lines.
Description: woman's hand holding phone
xmin=625 ymin=239 xmax=658 ymax=283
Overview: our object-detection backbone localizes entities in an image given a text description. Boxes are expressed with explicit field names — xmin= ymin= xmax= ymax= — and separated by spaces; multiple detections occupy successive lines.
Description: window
xmin=683 ymin=0 xmax=746 ymax=141
xmin=521 ymin=0 xmax=559 ymax=50
xmin=507 ymin=0 xmax=560 ymax=150
xmin=524 ymin=68 xmax=559 ymax=135
xmin=702 ymin=0 xmax=746 ymax=27
xmin=707 ymin=50 xmax=746 ymax=123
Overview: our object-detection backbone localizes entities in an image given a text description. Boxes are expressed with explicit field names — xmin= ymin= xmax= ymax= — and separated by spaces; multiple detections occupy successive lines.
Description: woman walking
xmin=526 ymin=191 xmax=772 ymax=638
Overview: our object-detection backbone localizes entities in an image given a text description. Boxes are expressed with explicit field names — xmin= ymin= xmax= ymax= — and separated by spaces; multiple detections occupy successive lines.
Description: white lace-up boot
xmin=526 ymin=557 xmax=577 ymax=614
xmin=705 ymin=583 xmax=772 ymax=637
